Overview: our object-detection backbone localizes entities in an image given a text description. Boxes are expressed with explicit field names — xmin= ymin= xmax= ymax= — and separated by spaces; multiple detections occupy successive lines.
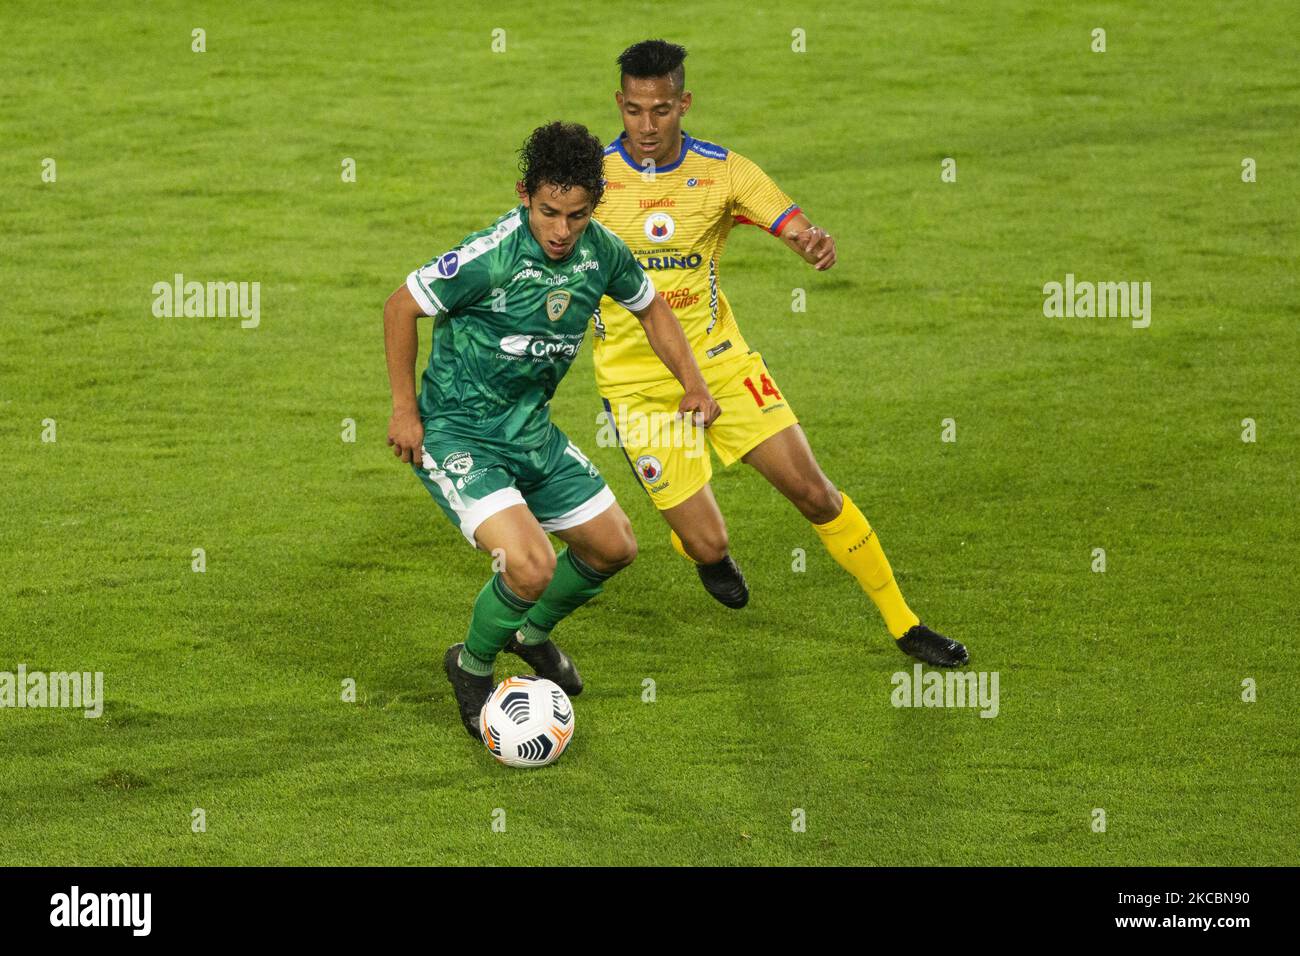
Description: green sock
xmin=518 ymin=548 xmax=616 ymax=645
xmin=462 ymin=573 xmax=536 ymax=674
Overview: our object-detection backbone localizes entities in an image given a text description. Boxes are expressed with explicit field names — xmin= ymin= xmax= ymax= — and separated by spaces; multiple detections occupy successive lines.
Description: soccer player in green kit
xmin=384 ymin=122 xmax=719 ymax=741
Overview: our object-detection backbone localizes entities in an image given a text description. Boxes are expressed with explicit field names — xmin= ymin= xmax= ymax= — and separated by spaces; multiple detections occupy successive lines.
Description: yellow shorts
xmin=600 ymin=350 xmax=799 ymax=511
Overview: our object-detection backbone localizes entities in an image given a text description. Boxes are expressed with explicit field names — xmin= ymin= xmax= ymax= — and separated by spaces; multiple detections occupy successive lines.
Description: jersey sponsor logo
xmin=639 ymin=198 xmax=676 ymax=209
xmin=546 ymin=289 xmax=572 ymax=321
xmin=635 ymin=455 xmax=663 ymax=483
xmin=511 ymin=266 xmax=544 ymax=283
xmin=663 ymin=287 xmax=700 ymax=310
xmin=443 ymin=452 xmax=474 ymax=475
xmin=435 ymin=252 xmax=460 ymax=278
xmin=498 ymin=333 xmax=584 ymax=361
xmin=644 ymin=212 xmax=676 ymax=243
xmin=685 ymin=177 xmax=715 ymax=187
xmin=636 ymin=252 xmax=703 ymax=271
xmin=705 ymin=339 xmax=733 ymax=358
xmin=571 ymin=258 xmax=599 ymax=273
xmin=500 ymin=334 xmax=533 ymax=356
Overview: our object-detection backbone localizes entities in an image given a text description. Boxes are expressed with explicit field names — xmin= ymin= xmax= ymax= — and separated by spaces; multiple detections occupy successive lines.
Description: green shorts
xmin=413 ymin=422 xmax=615 ymax=548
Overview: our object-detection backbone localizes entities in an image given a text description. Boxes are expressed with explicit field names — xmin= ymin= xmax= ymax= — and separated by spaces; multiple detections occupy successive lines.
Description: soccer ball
xmin=480 ymin=675 xmax=574 ymax=768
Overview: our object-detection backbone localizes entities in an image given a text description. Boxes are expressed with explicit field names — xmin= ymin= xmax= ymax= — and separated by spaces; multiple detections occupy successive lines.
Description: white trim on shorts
xmin=539 ymin=485 xmax=616 ymax=534
xmin=459 ymin=487 xmax=527 ymax=547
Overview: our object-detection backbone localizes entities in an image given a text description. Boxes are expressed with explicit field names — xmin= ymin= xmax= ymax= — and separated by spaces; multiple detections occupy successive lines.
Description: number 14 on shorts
xmin=742 ymin=373 xmax=783 ymax=407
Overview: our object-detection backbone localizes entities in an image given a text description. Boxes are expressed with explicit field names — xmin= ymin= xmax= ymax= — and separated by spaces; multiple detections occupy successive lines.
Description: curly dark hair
xmin=517 ymin=121 xmax=605 ymax=208
xmin=617 ymin=39 xmax=687 ymax=91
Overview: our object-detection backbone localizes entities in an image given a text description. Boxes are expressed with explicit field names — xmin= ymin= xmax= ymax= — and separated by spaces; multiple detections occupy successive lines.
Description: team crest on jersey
xmin=443 ymin=451 xmax=473 ymax=475
xmin=644 ymin=212 xmax=676 ymax=243
xmin=636 ymin=455 xmax=663 ymax=483
xmin=435 ymin=252 xmax=460 ymax=278
xmin=546 ymin=289 xmax=572 ymax=321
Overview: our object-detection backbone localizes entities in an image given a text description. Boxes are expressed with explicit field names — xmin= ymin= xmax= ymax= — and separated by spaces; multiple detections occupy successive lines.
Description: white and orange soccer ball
xmin=480 ymin=675 xmax=574 ymax=768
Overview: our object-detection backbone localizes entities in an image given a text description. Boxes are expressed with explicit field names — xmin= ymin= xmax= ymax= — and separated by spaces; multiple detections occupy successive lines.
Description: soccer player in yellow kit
xmin=593 ymin=40 xmax=969 ymax=666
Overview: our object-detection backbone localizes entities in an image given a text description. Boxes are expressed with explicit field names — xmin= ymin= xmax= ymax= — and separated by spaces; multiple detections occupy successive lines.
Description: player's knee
xmin=685 ymin=527 xmax=729 ymax=565
xmin=793 ymin=479 xmax=842 ymax=525
xmin=612 ymin=528 xmax=638 ymax=570
xmin=580 ymin=519 xmax=638 ymax=573
xmin=503 ymin=548 xmax=557 ymax=600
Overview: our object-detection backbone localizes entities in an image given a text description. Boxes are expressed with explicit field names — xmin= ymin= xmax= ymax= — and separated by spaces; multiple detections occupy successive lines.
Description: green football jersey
xmin=406 ymin=204 xmax=656 ymax=448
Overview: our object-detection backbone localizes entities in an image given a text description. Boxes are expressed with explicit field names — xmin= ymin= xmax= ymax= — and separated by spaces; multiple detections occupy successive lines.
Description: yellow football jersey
xmin=592 ymin=131 xmax=800 ymax=397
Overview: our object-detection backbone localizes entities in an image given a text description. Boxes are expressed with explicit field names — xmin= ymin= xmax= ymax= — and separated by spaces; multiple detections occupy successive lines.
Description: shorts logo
xmin=644 ymin=212 xmax=676 ymax=243
xmin=635 ymin=455 xmax=663 ymax=483
xmin=546 ymin=289 xmax=572 ymax=321
xmin=435 ymin=252 xmax=460 ymax=278
xmin=443 ymin=452 xmax=474 ymax=475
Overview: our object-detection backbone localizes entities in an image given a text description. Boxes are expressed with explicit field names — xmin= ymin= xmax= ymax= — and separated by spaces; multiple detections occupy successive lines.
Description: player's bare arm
xmin=631 ymin=293 xmax=721 ymax=427
xmin=780 ymin=211 xmax=837 ymax=271
xmin=383 ymin=283 xmax=426 ymax=464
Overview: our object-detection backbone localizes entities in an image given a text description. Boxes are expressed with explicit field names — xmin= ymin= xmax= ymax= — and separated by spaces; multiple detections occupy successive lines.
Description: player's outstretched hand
xmin=388 ymin=408 xmax=425 ymax=465
xmin=793 ymin=225 xmax=837 ymax=271
xmin=679 ymin=388 xmax=721 ymax=428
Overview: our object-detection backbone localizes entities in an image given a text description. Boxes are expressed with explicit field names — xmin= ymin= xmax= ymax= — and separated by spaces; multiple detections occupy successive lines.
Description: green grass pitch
xmin=1 ymin=1 xmax=1296 ymax=865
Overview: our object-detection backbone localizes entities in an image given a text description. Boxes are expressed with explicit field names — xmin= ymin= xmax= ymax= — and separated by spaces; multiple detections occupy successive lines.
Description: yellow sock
xmin=669 ymin=529 xmax=698 ymax=563
xmin=812 ymin=492 xmax=920 ymax=638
